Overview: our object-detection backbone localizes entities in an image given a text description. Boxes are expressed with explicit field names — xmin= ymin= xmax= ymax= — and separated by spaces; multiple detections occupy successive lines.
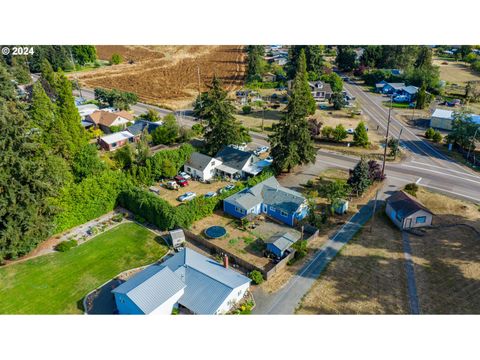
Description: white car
xmin=254 ymin=146 xmax=269 ymax=155
xmin=347 ymin=128 xmax=355 ymax=134
xmin=229 ymin=143 xmax=247 ymax=151
xmin=178 ymin=192 xmax=196 ymax=202
xmin=178 ymin=172 xmax=191 ymax=180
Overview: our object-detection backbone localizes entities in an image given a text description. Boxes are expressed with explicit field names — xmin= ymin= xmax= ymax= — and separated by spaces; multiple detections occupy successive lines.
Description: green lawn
xmin=0 ymin=222 xmax=168 ymax=314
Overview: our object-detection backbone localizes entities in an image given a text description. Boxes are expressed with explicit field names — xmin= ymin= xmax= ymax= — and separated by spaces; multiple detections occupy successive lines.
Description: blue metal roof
xmin=127 ymin=120 xmax=161 ymax=136
xmin=112 ymin=248 xmax=250 ymax=315
xmin=112 ymin=266 xmax=186 ymax=314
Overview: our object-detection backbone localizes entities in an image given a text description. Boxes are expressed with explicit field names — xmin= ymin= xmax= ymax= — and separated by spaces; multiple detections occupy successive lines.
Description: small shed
xmin=266 ymin=231 xmax=300 ymax=259
xmin=385 ymin=191 xmax=433 ymax=230
xmin=169 ymin=229 xmax=186 ymax=248
xmin=334 ymin=199 xmax=349 ymax=215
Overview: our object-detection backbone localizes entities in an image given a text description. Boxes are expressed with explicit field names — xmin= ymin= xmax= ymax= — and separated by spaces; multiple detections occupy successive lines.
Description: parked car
xmin=219 ymin=184 xmax=236 ymax=194
xmin=178 ymin=171 xmax=191 ymax=180
xmin=174 ymin=175 xmax=189 ymax=187
xmin=204 ymin=191 xmax=217 ymax=199
xmin=178 ymin=192 xmax=196 ymax=202
xmin=446 ymin=99 xmax=461 ymax=107
xmin=254 ymin=145 xmax=269 ymax=155
xmin=229 ymin=143 xmax=247 ymax=151
xmin=166 ymin=181 xmax=180 ymax=190
xmin=347 ymin=128 xmax=355 ymax=134
xmin=393 ymin=95 xmax=409 ymax=103
xmin=265 ymin=156 xmax=273 ymax=162
xmin=345 ymin=94 xmax=356 ymax=101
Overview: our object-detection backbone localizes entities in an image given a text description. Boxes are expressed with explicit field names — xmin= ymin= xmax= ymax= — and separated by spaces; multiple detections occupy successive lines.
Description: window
xmin=186 ymin=167 xmax=191 ymax=172
xmin=280 ymin=210 xmax=288 ymax=217
xmin=235 ymin=207 xmax=246 ymax=214
xmin=270 ymin=206 xmax=276 ymax=212
xmin=416 ymin=216 xmax=427 ymax=224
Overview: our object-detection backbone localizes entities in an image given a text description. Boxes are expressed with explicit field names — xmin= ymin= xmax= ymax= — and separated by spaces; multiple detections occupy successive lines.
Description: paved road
xmin=401 ymin=232 xmax=421 ymax=314
xmin=252 ymin=193 xmax=387 ymax=314
xmin=344 ymin=80 xmax=480 ymax=181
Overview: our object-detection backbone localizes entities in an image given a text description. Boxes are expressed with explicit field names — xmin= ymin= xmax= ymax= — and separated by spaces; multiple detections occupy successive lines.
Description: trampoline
xmin=204 ymin=226 xmax=227 ymax=239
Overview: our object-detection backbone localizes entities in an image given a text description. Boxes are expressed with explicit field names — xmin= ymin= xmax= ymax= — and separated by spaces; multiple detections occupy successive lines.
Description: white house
xmin=112 ymin=248 xmax=251 ymax=315
xmin=76 ymin=103 xmax=99 ymax=119
xmin=183 ymin=152 xmax=222 ymax=181
xmin=385 ymin=191 xmax=433 ymax=230
xmin=430 ymin=108 xmax=455 ymax=130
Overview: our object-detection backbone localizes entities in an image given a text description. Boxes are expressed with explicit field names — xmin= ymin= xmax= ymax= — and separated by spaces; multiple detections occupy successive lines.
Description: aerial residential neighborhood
xmin=1 ymin=43 xmax=480 ymax=320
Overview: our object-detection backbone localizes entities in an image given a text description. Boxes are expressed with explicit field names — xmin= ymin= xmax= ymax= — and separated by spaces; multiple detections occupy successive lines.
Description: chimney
xmin=223 ymin=254 xmax=229 ymax=269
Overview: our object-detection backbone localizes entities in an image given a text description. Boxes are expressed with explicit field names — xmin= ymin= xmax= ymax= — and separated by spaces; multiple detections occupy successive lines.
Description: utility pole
xmin=381 ymin=95 xmax=393 ymax=178
xmin=466 ymin=127 xmax=479 ymax=162
xmin=369 ymin=190 xmax=380 ymax=233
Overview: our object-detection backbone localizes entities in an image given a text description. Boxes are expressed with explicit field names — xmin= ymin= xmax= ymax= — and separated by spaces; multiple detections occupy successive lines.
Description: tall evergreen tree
xmin=353 ymin=121 xmax=369 ymax=147
xmin=0 ymin=73 xmax=68 ymax=260
xmin=195 ymin=76 xmax=244 ymax=155
xmin=347 ymin=158 xmax=372 ymax=196
xmin=269 ymin=49 xmax=316 ymax=173
xmin=246 ymin=45 xmax=265 ymax=82
xmin=30 ymin=81 xmax=56 ymax=148
xmin=415 ymin=82 xmax=427 ymax=109
xmin=287 ymin=46 xmax=324 ymax=78
xmin=53 ymin=71 xmax=88 ymax=161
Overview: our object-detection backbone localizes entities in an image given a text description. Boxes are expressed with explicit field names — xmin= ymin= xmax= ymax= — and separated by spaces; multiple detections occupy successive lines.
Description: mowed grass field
xmin=0 ymin=222 xmax=168 ymax=314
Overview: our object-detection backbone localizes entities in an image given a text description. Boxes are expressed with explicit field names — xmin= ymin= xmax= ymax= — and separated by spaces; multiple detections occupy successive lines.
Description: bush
xmin=292 ymin=240 xmax=308 ymax=259
xmin=321 ymin=126 xmax=334 ymax=139
xmin=332 ymin=124 xmax=348 ymax=142
xmin=432 ymin=131 xmax=443 ymax=143
xmin=112 ymin=213 xmax=124 ymax=222
xmin=425 ymin=127 xmax=435 ymax=139
xmin=55 ymin=240 xmax=78 ymax=252
xmin=249 ymin=270 xmax=264 ymax=285
xmin=404 ymin=183 xmax=419 ymax=197
xmin=111 ymin=53 xmax=122 ymax=65
xmin=242 ymin=105 xmax=252 ymax=114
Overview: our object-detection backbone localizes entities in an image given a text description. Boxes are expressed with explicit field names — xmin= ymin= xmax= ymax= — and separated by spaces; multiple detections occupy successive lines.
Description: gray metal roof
xmin=387 ymin=82 xmax=406 ymax=90
xmin=112 ymin=248 xmax=250 ymax=315
xmin=215 ymin=146 xmax=258 ymax=171
xmin=267 ymin=231 xmax=300 ymax=252
xmin=112 ymin=266 xmax=186 ymax=314
xmin=402 ymin=86 xmax=419 ymax=95
xmin=224 ymin=176 xmax=306 ymax=214
xmin=432 ymin=108 xmax=454 ymax=120
xmin=185 ymin=152 xmax=218 ymax=172
xmin=127 ymin=120 xmax=161 ymax=136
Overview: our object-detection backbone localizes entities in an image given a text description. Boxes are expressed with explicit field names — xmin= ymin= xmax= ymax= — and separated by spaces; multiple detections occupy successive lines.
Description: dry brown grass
xmin=296 ymin=212 xmax=409 ymax=314
xmin=72 ymin=45 xmax=246 ymax=109
xmin=433 ymin=58 xmax=480 ymax=85
xmin=153 ymin=180 xmax=231 ymax=206
xmin=408 ymin=188 xmax=480 ymax=314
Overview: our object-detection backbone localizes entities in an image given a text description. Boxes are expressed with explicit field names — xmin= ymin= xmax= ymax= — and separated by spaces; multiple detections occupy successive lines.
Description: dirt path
xmin=401 ymin=232 xmax=421 ymax=314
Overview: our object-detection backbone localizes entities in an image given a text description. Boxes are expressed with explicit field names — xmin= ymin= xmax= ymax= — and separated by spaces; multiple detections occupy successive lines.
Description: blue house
xmin=381 ymin=82 xmax=406 ymax=94
xmin=399 ymin=85 xmax=419 ymax=102
xmin=223 ymin=176 xmax=308 ymax=227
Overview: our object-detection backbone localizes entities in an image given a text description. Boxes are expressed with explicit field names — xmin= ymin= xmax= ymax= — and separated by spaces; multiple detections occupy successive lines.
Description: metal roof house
xmin=127 ymin=120 xmax=161 ymax=137
xmin=112 ymin=248 xmax=251 ymax=315
xmin=215 ymin=146 xmax=261 ymax=179
xmin=430 ymin=109 xmax=480 ymax=131
xmin=98 ymin=131 xmax=135 ymax=151
xmin=266 ymin=231 xmax=300 ymax=258
xmin=223 ymin=176 xmax=308 ymax=227
xmin=183 ymin=152 xmax=222 ymax=181
xmin=385 ymin=191 xmax=433 ymax=230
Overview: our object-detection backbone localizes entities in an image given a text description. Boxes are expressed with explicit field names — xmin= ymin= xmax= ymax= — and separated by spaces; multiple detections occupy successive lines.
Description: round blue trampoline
xmin=204 ymin=226 xmax=227 ymax=239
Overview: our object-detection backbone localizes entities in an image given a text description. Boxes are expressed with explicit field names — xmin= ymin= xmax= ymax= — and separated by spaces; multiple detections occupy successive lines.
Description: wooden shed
xmin=385 ymin=191 xmax=433 ymax=230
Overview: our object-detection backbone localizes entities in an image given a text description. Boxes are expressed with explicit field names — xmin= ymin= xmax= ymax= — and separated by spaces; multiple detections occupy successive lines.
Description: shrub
xmin=353 ymin=121 xmax=369 ymax=147
xmin=404 ymin=183 xmax=419 ymax=197
xmin=55 ymin=240 xmax=78 ymax=252
xmin=242 ymin=105 xmax=252 ymax=114
xmin=111 ymin=53 xmax=122 ymax=65
xmin=249 ymin=270 xmax=264 ymax=285
xmin=425 ymin=127 xmax=435 ymax=139
xmin=112 ymin=213 xmax=124 ymax=222
xmin=292 ymin=240 xmax=308 ymax=260
xmin=321 ymin=126 xmax=334 ymax=139
xmin=332 ymin=124 xmax=348 ymax=142
xmin=432 ymin=131 xmax=443 ymax=143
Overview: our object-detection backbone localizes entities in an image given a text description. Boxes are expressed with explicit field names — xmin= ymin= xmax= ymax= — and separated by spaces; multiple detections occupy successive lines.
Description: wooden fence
xmin=184 ymin=226 xmax=319 ymax=281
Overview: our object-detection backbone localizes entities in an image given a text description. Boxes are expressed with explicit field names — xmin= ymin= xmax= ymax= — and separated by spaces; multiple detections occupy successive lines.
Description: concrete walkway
xmin=252 ymin=199 xmax=380 ymax=314
xmin=401 ymin=232 xmax=421 ymax=314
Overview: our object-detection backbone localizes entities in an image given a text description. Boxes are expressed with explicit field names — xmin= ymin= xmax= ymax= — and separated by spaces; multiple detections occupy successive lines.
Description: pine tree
xmin=415 ymin=83 xmax=427 ymax=109
xmin=30 ymin=81 xmax=56 ymax=148
xmin=353 ymin=121 xmax=369 ymax=147
xmin=347 ymin=158 xmax=372 ymax=196
xmin=0 ymin=85 xmax=68 ymax=260
xmin=54 ymin=70 xmax=88 ymax=161
xmin=196 ymin=76 xmax=243 ymax=155
xmin=269 ymin=49 xmax=316 ymax=173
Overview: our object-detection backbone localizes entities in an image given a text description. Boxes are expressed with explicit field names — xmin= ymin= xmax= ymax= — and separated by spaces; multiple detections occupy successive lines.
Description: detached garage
xmin=385 ymin=191 xmax=433 ymax=230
